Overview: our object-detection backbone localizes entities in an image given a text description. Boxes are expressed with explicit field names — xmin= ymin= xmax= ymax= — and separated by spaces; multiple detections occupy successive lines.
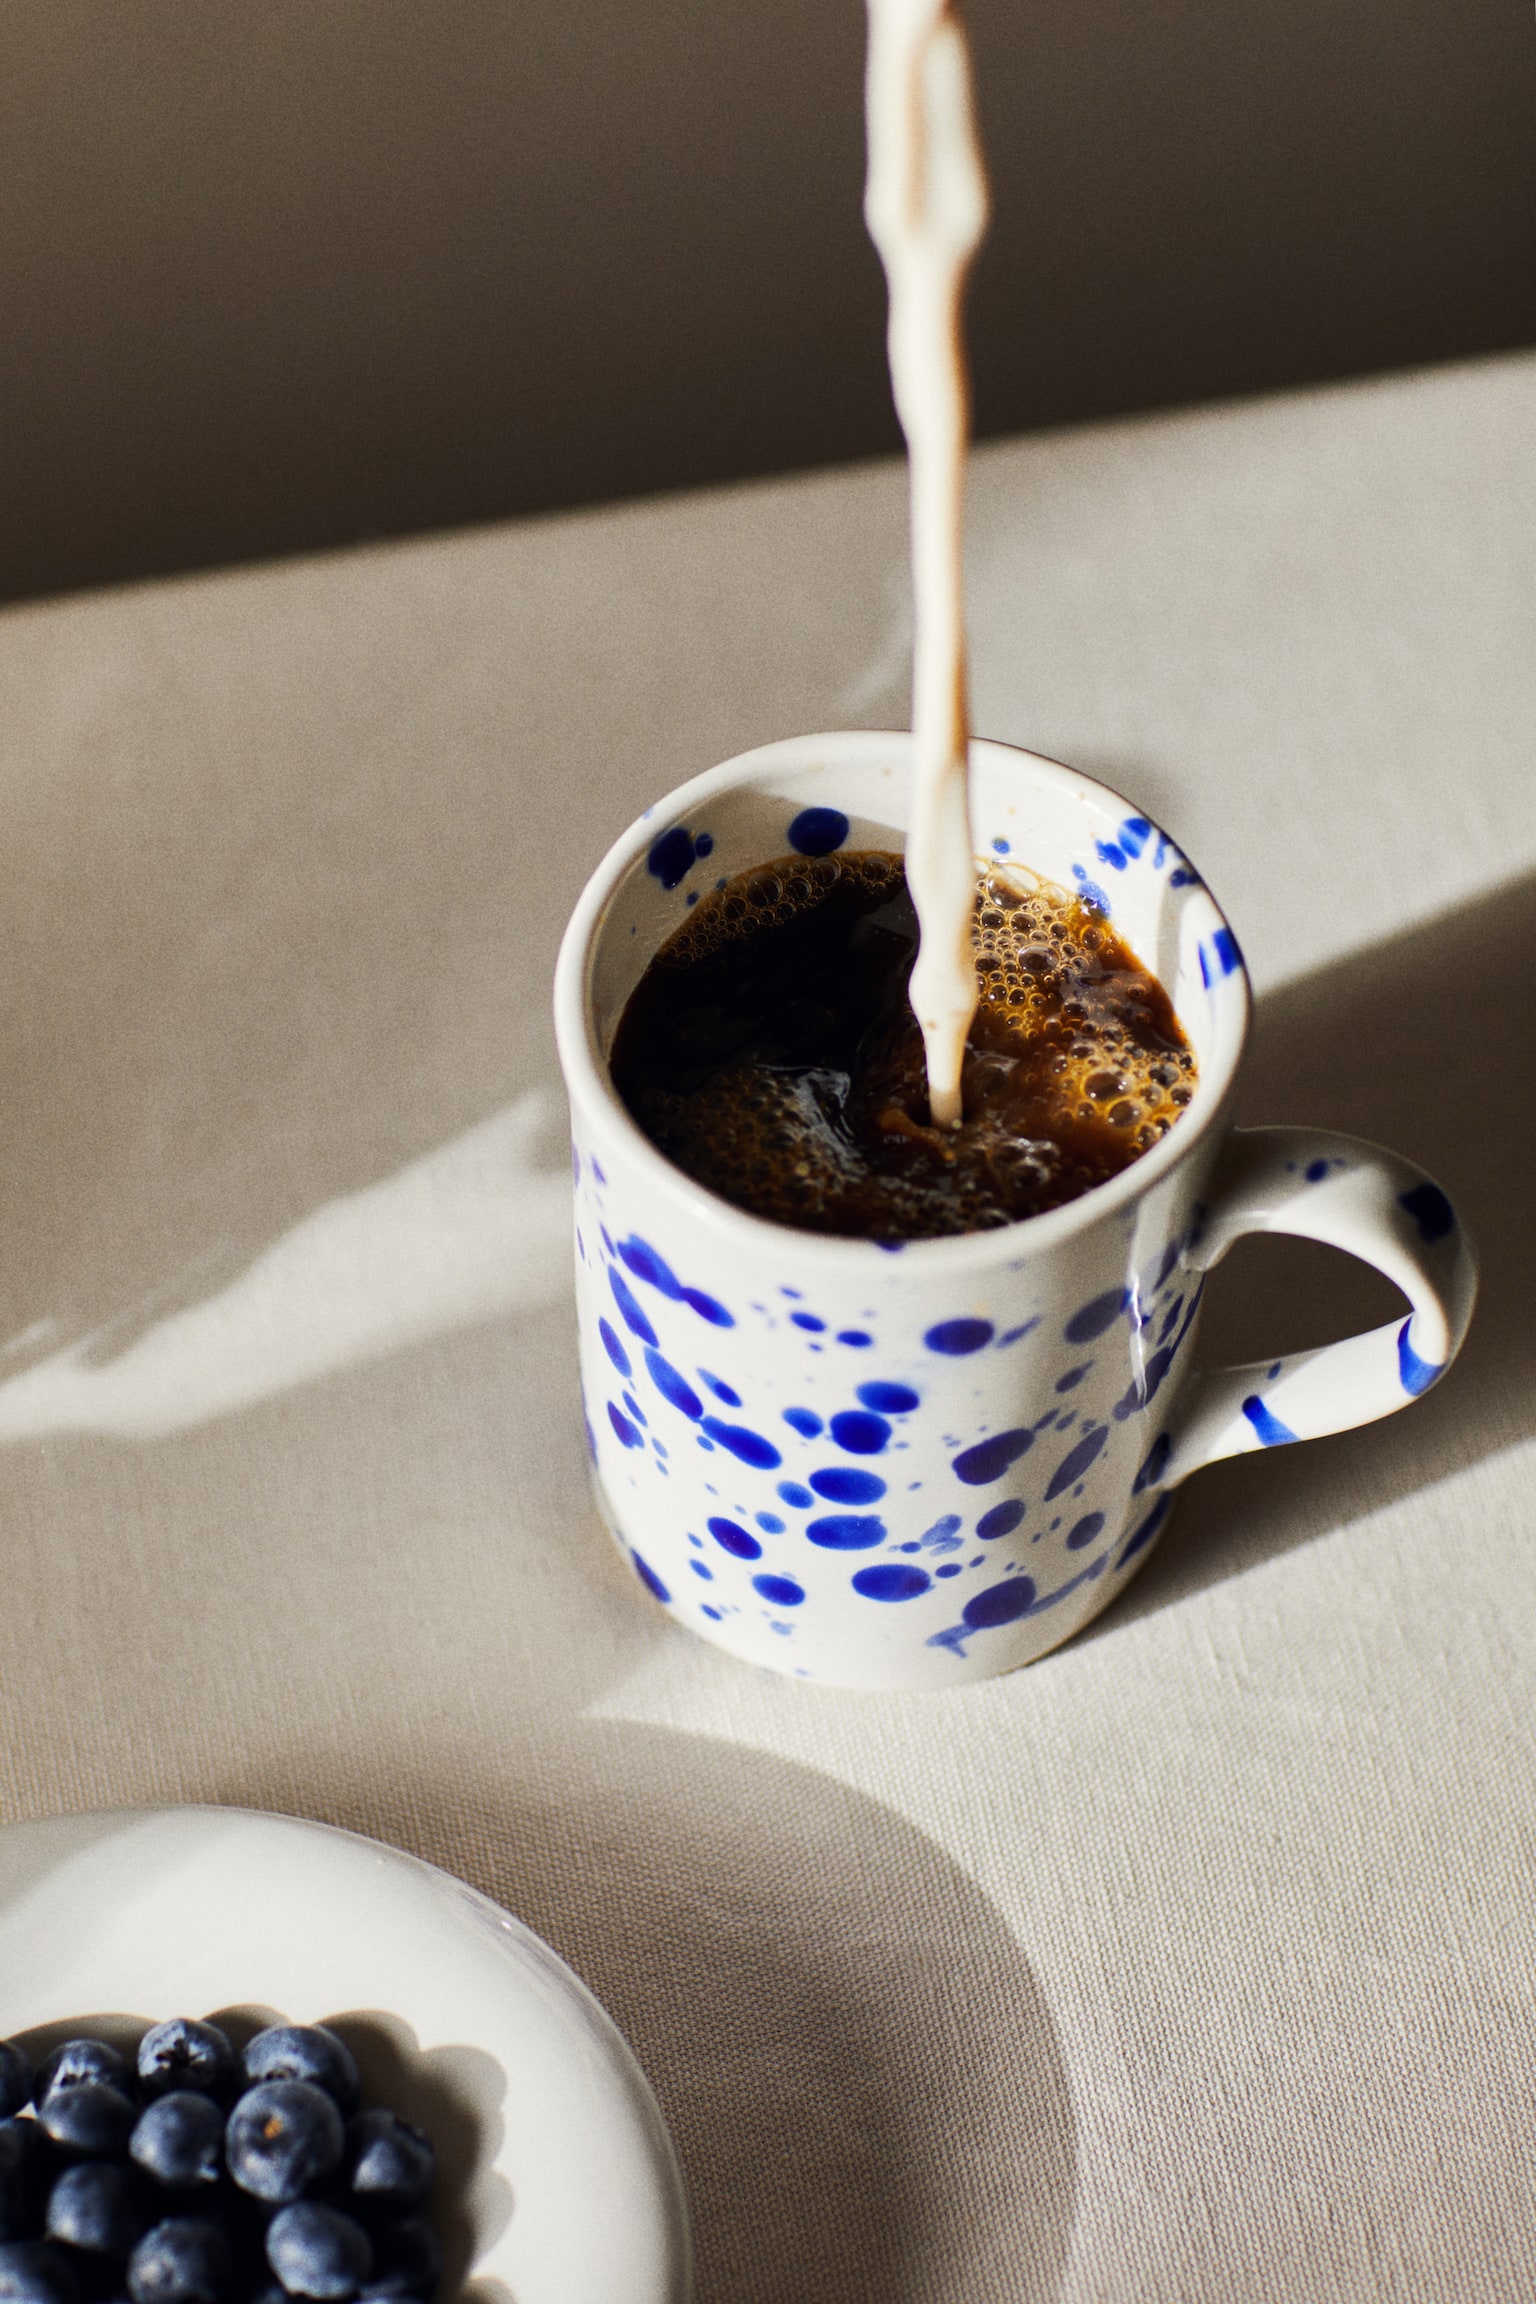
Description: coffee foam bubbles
xmin=969 ymin=865 xmax=1194 ymax=1155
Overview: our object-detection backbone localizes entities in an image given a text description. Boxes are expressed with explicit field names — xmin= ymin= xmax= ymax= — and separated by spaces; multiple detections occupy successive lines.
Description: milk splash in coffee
xmin=864 ymin=0 xmax=989 ymax=1126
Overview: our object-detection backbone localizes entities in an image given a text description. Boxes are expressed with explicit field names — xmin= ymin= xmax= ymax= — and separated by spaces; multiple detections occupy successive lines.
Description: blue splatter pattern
xmin=573 ymin=1142 xmax=1220 ymax=1680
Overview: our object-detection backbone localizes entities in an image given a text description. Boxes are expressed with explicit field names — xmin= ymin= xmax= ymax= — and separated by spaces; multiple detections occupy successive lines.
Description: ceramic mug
xmin=553 ymin=732 xmax=1477 ymax=1690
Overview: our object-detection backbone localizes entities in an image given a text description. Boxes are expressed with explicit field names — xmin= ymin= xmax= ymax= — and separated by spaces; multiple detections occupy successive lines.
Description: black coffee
xmin=610 ymin=851 xmax=1196 ymax=1241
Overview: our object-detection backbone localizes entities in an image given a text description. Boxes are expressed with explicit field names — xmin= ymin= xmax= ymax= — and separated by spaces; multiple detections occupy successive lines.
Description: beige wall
xmin=2 ymin=0 xmax=1533 ymax=604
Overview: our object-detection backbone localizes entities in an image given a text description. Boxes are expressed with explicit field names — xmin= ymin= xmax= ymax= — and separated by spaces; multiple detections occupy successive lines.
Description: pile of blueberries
xmin=0 ymin=2021 xmax=439 ymax=2304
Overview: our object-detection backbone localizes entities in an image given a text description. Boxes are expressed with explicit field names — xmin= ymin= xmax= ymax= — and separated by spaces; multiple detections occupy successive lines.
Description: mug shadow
xmin=1092 ymin=865 xmax=1536 ymax=1632
xmin=223 ymin=1724 xmax=1078 ymax=2304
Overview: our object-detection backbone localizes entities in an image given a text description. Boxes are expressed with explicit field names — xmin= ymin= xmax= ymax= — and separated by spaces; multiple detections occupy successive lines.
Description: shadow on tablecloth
xmin=227 ymin=1732 xmax=1077 ymax=2304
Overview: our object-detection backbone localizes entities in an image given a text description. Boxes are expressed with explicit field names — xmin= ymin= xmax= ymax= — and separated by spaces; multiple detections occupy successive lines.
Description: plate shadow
xmin=227 ymin=1724 xmax=1077 ymax=2304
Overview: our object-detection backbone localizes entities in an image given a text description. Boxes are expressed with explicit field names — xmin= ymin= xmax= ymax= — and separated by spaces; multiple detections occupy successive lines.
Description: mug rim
xmin=553 ymin=730 xmax=1251 ymax=1273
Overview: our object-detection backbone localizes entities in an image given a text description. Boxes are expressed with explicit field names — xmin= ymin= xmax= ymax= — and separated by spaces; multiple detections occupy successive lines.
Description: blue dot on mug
xmin=598 ymin=1319 xmax=631 ymax=1378
xmin=852 ymin=1563 xmax=932 ymax=1601
xmin=645 ymin=1348 xmax=703 ymax=1420
xmin=608 ymin=1267 xmax=658 ymax=1347
xmin=787 ymin=806 xmax=850 ymax=857
xmin=632 ymin=1552 xmax=670 ymax=1602
xmin=1395 ymin=1316 xmax=1442 ymax=1399
xmin=783 ymin=1406 xmax=824 ymax=1438
xmin=1398 ymin=1181 xmax=1455 ymax=1243
xmin=952 ymin=1428 xmax=1034 ymax=1486
xmin=701 ymin=1418 xmax=782 ymax=1468
xmin=1242 ymin=1393 xmax=1301 ymax=1443
xmin=1134 ymin=1431 xmax=1172 ymax=1493
xmin=621 ymin=1237 xmax=737 ymax=1327
xmin=776 ymin=1480 xmax=815 ymax=1509
xmin=1064 ymin=1289 xmax=1129 ymax=1344
xmin=856 ymin=1380 xmax=920 ymax=1414
xmin=708 ymin=1516 xmax=762 ymax=1560
xmin=681 ymin=1285 xmax=734 ymax=1327
xmin=962 ymin=1575 xmax=1037 ymax=1630
xmin=607 ymin=1402 xmax=643 ymax=1450
xmin=807 ymin=1514 xmax=887 ymax=1550
xmin=1043 ymin=1425 xmax=1108 ymax=1500
xmin=808 ymin=1466 xmax=887 ymax=1504
xmin=976 ymin=1498 xmax=1026 ymax=1540
xmin=925 ymin=1317 xmax=995 ymax=1355
xmin=1065 ymin=1510 xmax=1106 ymax=1551
xmin=829 ymin=1409 xmax=892 ymax=1455
xmin=647 ymin=826 xmax=699 ymax=890
xmin=752 ymin=1573 xmax=805 ymax=1607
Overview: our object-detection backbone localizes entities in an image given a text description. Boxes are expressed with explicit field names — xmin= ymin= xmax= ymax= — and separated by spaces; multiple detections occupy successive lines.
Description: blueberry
xmin=125 ymin=2220 xmax=232 ymax=2304
xmin=225 ymin=2085 xmax=342 ymax=2205
xmin=0 ymin=2123 xmax=47 ymax=2243
xmin=356 ymin=2219 xmax=439 ymax=2302
xmin=195 ymin=2182 xmax=269 ymax=2271
xmin=265 ymin=2204 xmax=371 ymax=2301
xmin=0 ymin=2054 xmax=33 ymax=2125
xmin=34 ymin=2045 xmax=132 ymax=2106
xmin=136 ymin=2027 xmax=236 ymax=2111
xmin=45 ymin=2164 xmax=146 ymax=2257
xmin=239 ymin=2036 xmax=357 ymax=2120
xmin=0 ymin=2242 xmax=80 ymax=2304
xmin=37 ymin=2084 xmax=136 ymax=2159
xmin=341 ymin=2117 xmax=431 ymax=2215
xmin=129 ymin=2097 xmax=224 ymax=2193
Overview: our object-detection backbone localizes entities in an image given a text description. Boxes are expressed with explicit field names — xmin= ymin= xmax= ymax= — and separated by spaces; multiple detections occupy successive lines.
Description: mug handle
xmin=1152 ymin=1127 xmax=1478 ymax=1491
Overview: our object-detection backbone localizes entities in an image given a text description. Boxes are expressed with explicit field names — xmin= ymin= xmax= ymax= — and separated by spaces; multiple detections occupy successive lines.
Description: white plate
xmin=0 ymin=1806 xmax=692 ymax=2304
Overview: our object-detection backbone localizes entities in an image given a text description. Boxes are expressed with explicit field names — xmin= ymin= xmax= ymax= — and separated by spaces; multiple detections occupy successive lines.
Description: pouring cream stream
xmin=864 ymin=0 xmax=989 ymax=1127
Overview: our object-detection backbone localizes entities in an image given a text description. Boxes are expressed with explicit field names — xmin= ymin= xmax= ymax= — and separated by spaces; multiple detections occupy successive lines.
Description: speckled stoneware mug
xmin=553 ymin=733 xmax=1477 ymax=1690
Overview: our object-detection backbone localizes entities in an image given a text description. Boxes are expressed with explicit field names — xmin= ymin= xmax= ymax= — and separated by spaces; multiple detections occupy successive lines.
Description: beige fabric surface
xmin=0 ymin=350 xmax=1533 ymax=2301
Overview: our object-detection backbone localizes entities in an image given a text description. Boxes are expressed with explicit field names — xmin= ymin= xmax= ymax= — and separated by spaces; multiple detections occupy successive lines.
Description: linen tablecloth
xmin=0 ymin=349 xmax=1533 ymax=2301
